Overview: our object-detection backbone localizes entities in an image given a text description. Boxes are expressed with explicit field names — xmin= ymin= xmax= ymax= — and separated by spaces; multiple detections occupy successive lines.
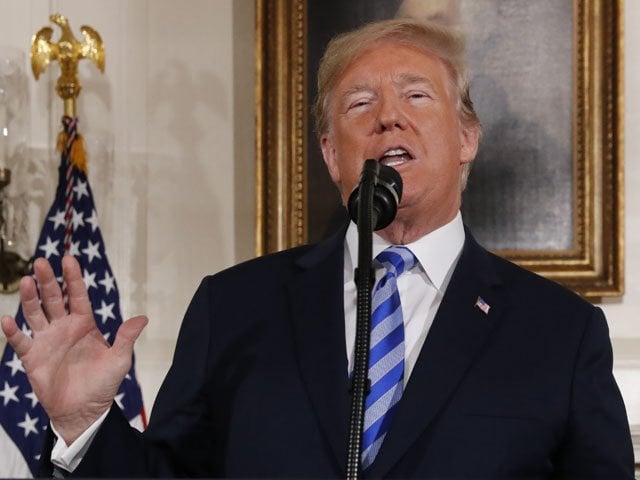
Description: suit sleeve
xmin=42 ymin=277 xmax=220 ymax=478
xmin=554 ymin=307 xmax=635 ymax=479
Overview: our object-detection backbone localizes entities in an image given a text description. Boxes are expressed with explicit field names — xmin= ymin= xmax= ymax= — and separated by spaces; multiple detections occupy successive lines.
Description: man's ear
xmin=320 ymin=134 xmax=341 ymax=184
xmin=459 ymin=124 xmax=480 ymax=165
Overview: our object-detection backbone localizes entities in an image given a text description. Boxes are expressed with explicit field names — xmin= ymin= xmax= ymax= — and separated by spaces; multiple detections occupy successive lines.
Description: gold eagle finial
xmin=31 ymin=13 xmax=105 ymax=116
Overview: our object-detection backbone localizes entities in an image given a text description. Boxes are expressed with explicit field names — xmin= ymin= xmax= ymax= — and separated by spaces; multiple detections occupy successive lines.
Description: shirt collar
xmin=345 ymin=211 xmax=465 ymax=291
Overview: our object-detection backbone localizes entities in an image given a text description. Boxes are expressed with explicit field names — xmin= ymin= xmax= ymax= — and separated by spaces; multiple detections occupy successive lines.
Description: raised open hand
xmin=0 ymin=255 xmax=147 ymax=445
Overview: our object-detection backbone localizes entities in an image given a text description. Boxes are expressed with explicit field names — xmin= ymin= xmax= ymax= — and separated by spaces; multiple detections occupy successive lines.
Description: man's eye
xmin=408 ymin=91 xmax=429 ymax=100
xmin=349 ymin=99 xmax=371 ymax=109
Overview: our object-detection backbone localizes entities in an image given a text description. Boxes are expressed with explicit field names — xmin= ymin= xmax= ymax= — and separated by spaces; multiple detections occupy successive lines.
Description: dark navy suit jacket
xmin=42 ymin=228 xmax=634 ymax=478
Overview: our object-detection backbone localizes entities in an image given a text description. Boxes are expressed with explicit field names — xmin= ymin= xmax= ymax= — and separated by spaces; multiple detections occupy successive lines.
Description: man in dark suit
xmin=1 ymin=18 xmax=635 ymax=478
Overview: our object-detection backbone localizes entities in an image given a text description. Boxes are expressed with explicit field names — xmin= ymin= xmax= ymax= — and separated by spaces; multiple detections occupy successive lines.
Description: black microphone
xmin=347 ymin=159 xmax=403 ymax=230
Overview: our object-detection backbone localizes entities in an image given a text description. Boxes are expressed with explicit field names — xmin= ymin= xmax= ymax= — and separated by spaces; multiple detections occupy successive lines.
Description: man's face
xmin=320 ymin=41 xmax=478 ymax=232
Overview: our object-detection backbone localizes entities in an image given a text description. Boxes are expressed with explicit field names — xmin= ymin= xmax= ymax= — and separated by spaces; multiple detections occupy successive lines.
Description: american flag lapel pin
xmin=475 ymin=296 xmax=491 ymax=315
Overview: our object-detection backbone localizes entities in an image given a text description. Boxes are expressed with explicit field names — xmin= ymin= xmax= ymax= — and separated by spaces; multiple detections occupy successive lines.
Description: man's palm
xmin=0 ymin=256 xmax=147 ymax=444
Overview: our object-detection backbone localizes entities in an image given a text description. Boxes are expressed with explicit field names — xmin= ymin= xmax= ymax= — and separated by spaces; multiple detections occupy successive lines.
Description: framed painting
xmin=255 ymin=0 xmax=624 ymax=300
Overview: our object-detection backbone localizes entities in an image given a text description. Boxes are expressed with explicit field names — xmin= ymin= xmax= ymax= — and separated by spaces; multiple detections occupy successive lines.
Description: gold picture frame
xmin=255 ymin=0 xmax=624 ymax=300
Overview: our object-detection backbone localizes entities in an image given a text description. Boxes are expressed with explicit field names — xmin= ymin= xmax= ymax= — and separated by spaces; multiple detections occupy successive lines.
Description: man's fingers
xmin=33 ymin=257 xmax=66 ymax=321
xmin=0 ymin=315 xmax=18 ymax=338
xmin=19 ymin=275 xmax=49 ymax=332
xmin=62 ymin=256 xmax=93 ymax=318
xmin=111 ymin=315 xmax=148 ymax=361
xmin=1 ymin=315 xmax=33 ymax=357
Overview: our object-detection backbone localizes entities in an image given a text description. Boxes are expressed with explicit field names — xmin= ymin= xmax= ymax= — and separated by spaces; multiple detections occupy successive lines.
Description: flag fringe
xmin=56 ymin=131 xmax=88 ymax=174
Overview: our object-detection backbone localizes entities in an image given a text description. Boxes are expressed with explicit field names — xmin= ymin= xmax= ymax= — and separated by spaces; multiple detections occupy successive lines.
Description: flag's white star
xmin=114 ymin=393 xmax=125 ymax=410
xmin=17 ymin=412 xmax=38 ymax=437
xmin=125 ymin=373 xmax=131 ymax=381
xmin=48 ymin=209 xmax=66 ymax=230
xmin=0 ymin=381 xmax=19 ymax=406
xmin=38 ymin=236 xmax=60 ymax=259
xmin=71 ymin=207 xmax=85 ymax=231
xmin=99 ymin=271 xmax=115 ymax=294
xmin=86 ymin=209 xmax=99 ymax=232
xmin=103 ymin=331 xmax=111 ymax=342
xmin=20 ymin=323 xmax=32 ymax=338
xmin=68 ymin=240 xmax=81 ymax=257
xmin=95 ymin=300 xmax=115 ymax=324
xmin=82 ymin=240 xmax=102 ymax=263
xmin=73 ymin=179 xmax=89 ymax=200
xmin=83 ymin=269 xmax=97 ymax=290
xmin=25 ymin=391 xmax=39 ymax=409
xmin=5 ymin=353 xmax=25 ymax=376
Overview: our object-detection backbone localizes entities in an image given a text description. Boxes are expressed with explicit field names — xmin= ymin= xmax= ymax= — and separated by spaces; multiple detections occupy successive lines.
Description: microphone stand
xmin=345 ymin=161 xmax=378 ymax=480
xmin=345 ymin=160 xmax=402 ymax=479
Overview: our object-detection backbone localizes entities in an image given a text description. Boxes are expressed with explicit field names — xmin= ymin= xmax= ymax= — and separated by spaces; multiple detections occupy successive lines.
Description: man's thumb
xmin=112 ymin=315 xmax=148 ymax=357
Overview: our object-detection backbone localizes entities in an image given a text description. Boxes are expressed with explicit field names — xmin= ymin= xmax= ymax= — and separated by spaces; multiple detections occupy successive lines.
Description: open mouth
xmin=378 ymin=147 xmax=414 ymax=167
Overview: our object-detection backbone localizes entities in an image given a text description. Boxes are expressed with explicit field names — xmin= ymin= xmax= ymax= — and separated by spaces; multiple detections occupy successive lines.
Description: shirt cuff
xmin=50 ymin=409 xmax=110 ymax=473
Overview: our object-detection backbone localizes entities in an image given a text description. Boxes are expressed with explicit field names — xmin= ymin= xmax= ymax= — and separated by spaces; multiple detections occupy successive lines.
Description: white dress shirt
xmin=344 ymin=211 xmax=465 ymax=384
xmin=52 ymin=211 xmax=466 ymax=471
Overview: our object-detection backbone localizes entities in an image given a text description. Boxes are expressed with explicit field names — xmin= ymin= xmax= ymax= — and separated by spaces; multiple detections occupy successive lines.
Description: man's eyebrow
xmin=394 ymin=72 xmax=435 ymax=88
xmin=341 ymin=83 xmax=375 ymax=98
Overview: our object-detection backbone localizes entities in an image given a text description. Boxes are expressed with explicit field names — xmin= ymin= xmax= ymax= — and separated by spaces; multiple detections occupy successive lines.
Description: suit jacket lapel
xmin=368 ymin=232 xmax=509 ymax=477
xmin=287 ymin=227 xmax=350 ymax=472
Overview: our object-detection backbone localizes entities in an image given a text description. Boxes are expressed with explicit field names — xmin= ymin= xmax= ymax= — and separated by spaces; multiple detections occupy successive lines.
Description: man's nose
xmin=375 ymin=97 xmax=407 ymax=133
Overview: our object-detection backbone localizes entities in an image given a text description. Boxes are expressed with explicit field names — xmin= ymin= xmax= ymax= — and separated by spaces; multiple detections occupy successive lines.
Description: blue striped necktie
xmin=361 ymin=245 xmax=418 ymax=469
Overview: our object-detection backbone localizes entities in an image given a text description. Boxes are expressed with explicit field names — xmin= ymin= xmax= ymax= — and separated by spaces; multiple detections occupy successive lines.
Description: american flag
xmin=475 ymin=296 xmax=491 ymax=315
xmin=0 ymin=122 xmax=145 ymax=476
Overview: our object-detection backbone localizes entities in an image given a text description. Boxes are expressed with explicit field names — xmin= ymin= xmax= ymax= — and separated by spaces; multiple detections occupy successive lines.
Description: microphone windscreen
xmin=347 ymin=161 xmax=402 ymax=230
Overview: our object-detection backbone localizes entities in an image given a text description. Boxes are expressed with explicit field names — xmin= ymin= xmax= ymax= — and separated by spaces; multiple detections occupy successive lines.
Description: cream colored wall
xmin=0 ymin=0 xmax=638 ymax=447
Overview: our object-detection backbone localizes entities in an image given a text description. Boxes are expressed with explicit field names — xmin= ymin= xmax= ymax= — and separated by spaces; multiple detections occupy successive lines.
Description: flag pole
xmin=31 ymin=13 xmax=104 ymax=300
